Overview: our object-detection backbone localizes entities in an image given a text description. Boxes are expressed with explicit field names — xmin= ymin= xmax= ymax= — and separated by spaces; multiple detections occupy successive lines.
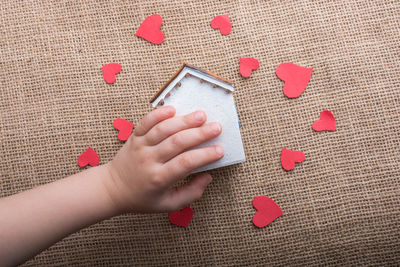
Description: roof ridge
xmin=149 ymin=63 xmax=234 ymax=103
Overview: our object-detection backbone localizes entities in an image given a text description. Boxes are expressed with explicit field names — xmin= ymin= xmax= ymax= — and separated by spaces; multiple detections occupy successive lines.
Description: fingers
xmin=163 ymin=146 xmax=224 ymax=185
xmin=134 ymin=106 xmax=176 ymax=136
xmin=156 ymin=122 xmax=222 ymax=162
xmin=163 ymin=173 xmax=213 ymax=211
xmin=145 ymin=110 xmax=206 ymax=145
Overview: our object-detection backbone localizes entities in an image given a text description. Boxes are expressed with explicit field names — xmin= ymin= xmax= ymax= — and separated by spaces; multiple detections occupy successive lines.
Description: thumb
xmin=164 ymin=173 xmax=212 ymax=212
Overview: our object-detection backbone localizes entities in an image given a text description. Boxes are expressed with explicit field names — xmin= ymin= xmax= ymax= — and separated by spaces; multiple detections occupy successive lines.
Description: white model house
xmin=150 ymin=63 xmax=245 ymax=172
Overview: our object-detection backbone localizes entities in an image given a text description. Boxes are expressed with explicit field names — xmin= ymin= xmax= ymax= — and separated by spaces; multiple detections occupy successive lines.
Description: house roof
xmin=150 ymin=63 xmax=234 ymax=104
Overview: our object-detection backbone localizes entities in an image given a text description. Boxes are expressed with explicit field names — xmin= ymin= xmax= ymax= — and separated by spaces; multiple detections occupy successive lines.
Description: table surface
xmin=1 ymin=1 xmax=399 ymax=266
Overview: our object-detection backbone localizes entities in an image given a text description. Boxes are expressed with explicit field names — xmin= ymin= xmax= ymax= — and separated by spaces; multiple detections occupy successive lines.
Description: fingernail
xmin=215 ymin=146 xmax=224 ymax=156
xmin=209 ymin=122 xmax=221 ymax=133
xmin=199 ymin=173 xmax=213 ymax=186
xmin=194 ymin=111 xmax=205 ymax=122
xmin=165 ymin=106 xmax=175 ymax=115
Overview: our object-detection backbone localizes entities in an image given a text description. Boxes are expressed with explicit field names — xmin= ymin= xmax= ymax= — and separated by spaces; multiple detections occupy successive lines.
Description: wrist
xmin=99 ymin=163 xmax=130 ymax=215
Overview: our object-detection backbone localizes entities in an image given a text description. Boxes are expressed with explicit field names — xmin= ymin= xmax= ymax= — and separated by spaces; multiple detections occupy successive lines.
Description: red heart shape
xmin=252 ymin=196 xmax=283 ymax=228
xmin=77 ymin=147 xmax=99 ymax=167
xmin=240 ymin=57 xmax=259 ymax=78
xmin=276 ymin=62 xmax=313 ymax=98
xmin=169 ymin=206 xmax=193 ymax=228
xmin=135 ymin=14 xmax=164 ymax=45
xmin=210 ymin=14 xmax=231 ymax=36
xmin=281 ymin=148 xmax=305 ymax=171
xmin=102 ymin=63 xmax=121 ymax=84
xmin=312 ymin=110 xmax=336 ymax=131
xmin=113 ymin=118 xmax=134 ymax=141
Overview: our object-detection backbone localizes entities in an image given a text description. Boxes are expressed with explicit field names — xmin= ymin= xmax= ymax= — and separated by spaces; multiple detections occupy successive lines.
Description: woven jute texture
xmin=1 ymin=0 xmax=399 ymax=266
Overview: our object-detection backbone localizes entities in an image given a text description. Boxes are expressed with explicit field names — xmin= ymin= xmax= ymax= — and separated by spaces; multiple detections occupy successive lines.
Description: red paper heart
xmin=281 ymin=148 xmax=305 ymax=171
xmin=113 ymin=118 xmax=134 ymax=141
xmin=169 ymin=206 xmax=193 ymax=228
xmin=276 ymin=62 xmax=313 ymax=98
xmin=210 ymin=14 xmax=231 ymax=35
xmin=312 ymin=110 xmax=336 ymax=131
xmin=135 ymin=14 xmax=164 ymax=45
xmin=240 ymin=57 xmax=259 ymax=78
xmin=252 ymin=196 xmax=283 ymax=228
xmin=102 ymin=63 xmax=121 ymax=84
xmin=77 ymin=147 xmax=99 ymax=167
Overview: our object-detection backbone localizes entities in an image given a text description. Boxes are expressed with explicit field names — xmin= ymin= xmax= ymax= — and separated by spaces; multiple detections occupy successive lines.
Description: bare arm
xmin=0 ymin=106 xmax=223 ymax=266
xmin=0 ymin=165 xmax=118 ymax=266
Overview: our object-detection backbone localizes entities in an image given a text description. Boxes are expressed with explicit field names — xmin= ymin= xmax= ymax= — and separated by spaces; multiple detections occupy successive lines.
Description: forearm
xmin=0 ymin=107 xmax=221 ymax=266
xmin=0 ymin=164 xmax=119 ymax=266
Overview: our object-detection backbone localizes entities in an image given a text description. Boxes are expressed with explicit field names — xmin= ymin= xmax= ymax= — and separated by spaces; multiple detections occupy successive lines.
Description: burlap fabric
xmin=1 ymin=0 xmax=399 ymax=266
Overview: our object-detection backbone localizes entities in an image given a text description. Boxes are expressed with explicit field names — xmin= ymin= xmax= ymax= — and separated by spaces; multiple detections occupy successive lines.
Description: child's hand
xmin=105 ymin=106 xmax=223 ymax=213
xmin=0 ymin=105 xmax=222 ymax=264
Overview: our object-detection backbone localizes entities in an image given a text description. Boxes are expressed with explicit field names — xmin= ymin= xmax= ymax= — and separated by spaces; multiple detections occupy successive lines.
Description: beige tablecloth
xmin=1 ymin=1 xmax=399 ymax=266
